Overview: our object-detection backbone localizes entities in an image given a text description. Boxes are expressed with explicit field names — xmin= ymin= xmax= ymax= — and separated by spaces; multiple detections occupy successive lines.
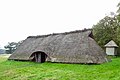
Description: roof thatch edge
xmin=27 ymin=29 xmax=92 ymax=38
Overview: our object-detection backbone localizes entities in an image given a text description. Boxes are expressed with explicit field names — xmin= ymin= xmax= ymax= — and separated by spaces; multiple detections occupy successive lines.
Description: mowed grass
xmin=0 ymin=55 xmax=120 ymax=80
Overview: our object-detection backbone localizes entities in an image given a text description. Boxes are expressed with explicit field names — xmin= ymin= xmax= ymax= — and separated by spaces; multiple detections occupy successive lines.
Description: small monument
xmin=105 ymin=40 xmax=118 ymax=56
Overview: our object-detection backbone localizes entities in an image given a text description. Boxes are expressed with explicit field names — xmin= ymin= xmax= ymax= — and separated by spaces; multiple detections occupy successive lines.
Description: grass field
xmin=0 ymin=55 xmax=120 ymax=80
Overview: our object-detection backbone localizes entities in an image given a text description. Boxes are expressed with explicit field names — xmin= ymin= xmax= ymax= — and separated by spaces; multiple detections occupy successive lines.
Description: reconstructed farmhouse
xmin=9 ymin=29 xmax=109 ymax=64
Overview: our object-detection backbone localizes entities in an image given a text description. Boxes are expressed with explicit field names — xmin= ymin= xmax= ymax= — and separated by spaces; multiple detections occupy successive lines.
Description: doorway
xmin=32 ymin=51 xmax=47 ymax=63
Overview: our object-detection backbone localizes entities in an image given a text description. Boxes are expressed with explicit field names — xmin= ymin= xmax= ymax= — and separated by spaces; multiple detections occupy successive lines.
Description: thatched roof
xmin=105 ymin=40 xmax=118 ymax=47
xmin=9 ymin=29 xmax=109 ymax=64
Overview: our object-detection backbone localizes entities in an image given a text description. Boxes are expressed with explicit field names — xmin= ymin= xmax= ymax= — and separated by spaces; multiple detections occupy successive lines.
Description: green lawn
xmin=0 ymin=55 xmax=120 ymax=80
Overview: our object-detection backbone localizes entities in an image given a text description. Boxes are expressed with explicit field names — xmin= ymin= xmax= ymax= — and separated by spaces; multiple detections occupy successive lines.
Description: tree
xmin=93 ymin=15 xmax=120 ymax=48
xmin=4 ymin=42 xmax=17 ymax=54
xmin=92 ymin=2 xmax=120 ymax=55
xmin=4 ymin=41 xmax=23 ymax=54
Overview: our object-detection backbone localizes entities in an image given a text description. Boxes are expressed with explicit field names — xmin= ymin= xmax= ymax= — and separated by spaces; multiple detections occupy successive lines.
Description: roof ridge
xmin=27 ymin=28 xmax=92 ymax=38
xmin=105 ymin=40 xmax=118 ymax=47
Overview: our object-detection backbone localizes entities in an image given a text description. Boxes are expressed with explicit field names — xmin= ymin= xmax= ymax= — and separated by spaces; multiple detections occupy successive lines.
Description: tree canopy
xmin=93 ymin=16 xmax=120 ymax=46
xmin=92 ymin=2 xmax=120 ymax=55
xmin=4 ymin=41 xmax=23 ymax=54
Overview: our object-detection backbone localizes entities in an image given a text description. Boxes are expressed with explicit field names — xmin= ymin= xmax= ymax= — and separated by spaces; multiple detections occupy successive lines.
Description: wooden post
xmin=38 ymin=53 xmax=41 ymax=63
xmin=34 ymin=54 xmax=38 ymax=62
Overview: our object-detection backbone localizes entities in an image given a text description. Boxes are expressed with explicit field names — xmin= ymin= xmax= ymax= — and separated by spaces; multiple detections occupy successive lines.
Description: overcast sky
xmin=0 ymin=0 xmax=119 ymax=48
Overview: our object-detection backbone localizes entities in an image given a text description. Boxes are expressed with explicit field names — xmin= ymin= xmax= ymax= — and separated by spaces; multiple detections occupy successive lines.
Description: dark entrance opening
xmin=32 ymin=51 xmax=47 ymax=63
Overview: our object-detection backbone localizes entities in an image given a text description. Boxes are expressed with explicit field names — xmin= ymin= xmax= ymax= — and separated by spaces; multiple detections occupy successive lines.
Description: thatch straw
xmin=9 ymin=29 xmax=110 ymax=64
